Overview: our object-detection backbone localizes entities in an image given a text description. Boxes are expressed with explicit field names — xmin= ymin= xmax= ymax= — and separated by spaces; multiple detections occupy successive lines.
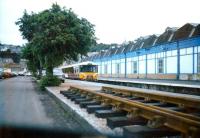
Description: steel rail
xmin=69 ymin=86 xmax=200 ymax=137
xmin=102 ymin=86 xmax=200 ymax=122
xmin=102 ymin=86 xmax=200 ymax=109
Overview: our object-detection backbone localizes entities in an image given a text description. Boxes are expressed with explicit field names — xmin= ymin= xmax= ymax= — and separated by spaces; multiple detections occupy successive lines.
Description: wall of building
xmin=94 ymin=36 xmax=200 ymax=80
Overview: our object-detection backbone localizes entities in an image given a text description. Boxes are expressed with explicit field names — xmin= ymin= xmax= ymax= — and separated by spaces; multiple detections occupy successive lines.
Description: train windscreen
xmin=80 ymin=65 xmax=98 ymax=73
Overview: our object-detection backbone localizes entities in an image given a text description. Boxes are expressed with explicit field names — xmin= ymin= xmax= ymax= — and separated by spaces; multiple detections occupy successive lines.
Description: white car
xmin=53 ymin=68 xmax=65 ymax=83
xmin=18 ymin=71 xmax=25 ymax=76
xmin=25 ymin=72 xmax=31 ymax=76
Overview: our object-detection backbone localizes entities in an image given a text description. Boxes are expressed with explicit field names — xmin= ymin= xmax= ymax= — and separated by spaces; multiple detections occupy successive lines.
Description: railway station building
xmin=83 ymin=23 xmax=200 ymax=80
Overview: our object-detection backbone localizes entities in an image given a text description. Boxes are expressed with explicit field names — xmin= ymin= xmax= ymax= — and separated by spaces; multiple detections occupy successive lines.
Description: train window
xmin=62 ymin=67 xmax=74 ymax=73
xmin=80 ymin=65 xmax=97 ymax=72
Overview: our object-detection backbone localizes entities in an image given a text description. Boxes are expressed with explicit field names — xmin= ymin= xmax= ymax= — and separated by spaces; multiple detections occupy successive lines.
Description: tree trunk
xmin=38 ymin=59 xmax=42 ymax=78
xmin=45 ymin=56 xmax=53 ymax=77
xmin=39 ymin=68 xmax=42 ymax=78
xmin=46 ymin=65 xmax=53 ymax=77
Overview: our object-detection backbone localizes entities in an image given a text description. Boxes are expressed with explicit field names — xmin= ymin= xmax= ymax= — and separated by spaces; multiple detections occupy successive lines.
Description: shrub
xmin=39 ymin=75 xmax=61 ymax=90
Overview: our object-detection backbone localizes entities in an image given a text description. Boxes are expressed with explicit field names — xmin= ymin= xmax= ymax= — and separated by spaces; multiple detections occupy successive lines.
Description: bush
xmin=39 ymin=75 xmax=61 ymax=90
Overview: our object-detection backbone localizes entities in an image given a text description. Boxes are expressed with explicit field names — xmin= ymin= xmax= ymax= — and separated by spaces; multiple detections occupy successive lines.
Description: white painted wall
xmin=120 ymin=58 xmax=125 ymax=74
xmin=95 ymin=45 xmax=198 ymax=77
xmin=180 ymin=54 xmax=193 ymax=73
xmin=194 ymin=54 xmax=197 ymax=73
xmin=101 ymin=62 xmax=105 ymax=74
xmin=121 ymin=62 xmax=125 ymax=74
xmin=147 ymin=59 xmax=155 ymax=74
xmin=126 ymin=61 xmax=132 ymax=74
xmin=112 ymin=60 xmax=116 ymax=74
xmin=96 ymin=62 xmax=101 ymax=74
xmin=139 ymin=60 xmax=146 ymax=74
xmin=107 ymin=60 xmax=112 ymax=74
xmin=121 ymin=58 xmax=125 ymax=63
xmin=166 ymin=56 xmax=177 ymax=73
xmin=127 ymin=57 xmax=132 ymax=62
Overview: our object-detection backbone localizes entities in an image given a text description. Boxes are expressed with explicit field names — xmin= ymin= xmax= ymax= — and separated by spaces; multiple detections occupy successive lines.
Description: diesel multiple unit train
xmin=61 ymin=61 xmax=98 ymax=81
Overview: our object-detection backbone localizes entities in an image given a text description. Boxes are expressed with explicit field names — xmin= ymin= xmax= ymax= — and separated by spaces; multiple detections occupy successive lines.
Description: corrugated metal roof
xmin=142 ymin=35 xmax=158 ymax=48
xmin=172 ymin=23 xmax=195 ymax=41
xmin=156 ymin=27 xmax=178 ymax=45
xmin=192 ymin=24 xmax=200 ymax=37
xmin=82 ymin=23 xmax=200 ymax=61
xmin=116 ymin=46 xmax=125 ymax=54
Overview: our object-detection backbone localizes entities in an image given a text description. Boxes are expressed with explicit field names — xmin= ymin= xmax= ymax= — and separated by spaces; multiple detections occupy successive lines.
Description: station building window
xmin=104 ymin=64 xmax=108 ymax=74
xmin=158 ymin=58 xmax=164 ymax=74
xmin=198 ymin=54 xmax=200 ymax=73
xmin=132 ymin=61 xmax=137 ymax=74
xmin=116 ymin=63 xmax=120 ymax=74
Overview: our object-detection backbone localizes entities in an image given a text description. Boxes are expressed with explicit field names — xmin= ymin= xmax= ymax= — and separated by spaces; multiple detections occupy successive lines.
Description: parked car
xmin=12 ymin=72 xmax=18 ymax=76
xmin=25 ymin=72 xmax=31 ymax=76
xmin=18 ymin=71 xmax=25 ymax=76
xmin=2 ymin=72 xmax=12 ymax=78
xmin=53 ymin=68 xmax=65 ymax=83
xmin=10 ymin=72 xmax=17 ymax=77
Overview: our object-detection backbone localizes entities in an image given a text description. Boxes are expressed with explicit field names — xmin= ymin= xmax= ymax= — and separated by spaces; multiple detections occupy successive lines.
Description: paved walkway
xmin=0 ymin=77 xmax=96 ymax=133
xmin=0 ymin=77 xmax=52 ymax=127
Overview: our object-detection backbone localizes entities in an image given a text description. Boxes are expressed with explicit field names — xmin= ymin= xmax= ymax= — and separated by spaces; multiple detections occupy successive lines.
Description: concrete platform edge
xmin=45 ymin=87 xmax=98 ymax=134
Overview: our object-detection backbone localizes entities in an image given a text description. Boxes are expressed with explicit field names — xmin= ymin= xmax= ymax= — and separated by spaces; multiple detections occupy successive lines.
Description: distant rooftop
xmin=0 ymin=44 xmax=22 ymax=54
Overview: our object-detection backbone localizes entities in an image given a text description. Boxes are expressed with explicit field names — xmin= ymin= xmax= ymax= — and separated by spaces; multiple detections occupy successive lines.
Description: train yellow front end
xmin=79 ymin=72 xmax=98 ymax=81
xmin=61 ymin=61 xmax=98 ymax=81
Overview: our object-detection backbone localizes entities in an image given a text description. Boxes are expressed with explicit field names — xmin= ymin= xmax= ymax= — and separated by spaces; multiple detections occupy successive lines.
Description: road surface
xmin=0 ymin=76 xmax=95 ymax=133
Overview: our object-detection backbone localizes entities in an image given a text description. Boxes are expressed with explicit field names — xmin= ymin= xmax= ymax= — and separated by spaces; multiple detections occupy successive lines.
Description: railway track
xmin=60 ymin=85 xmax=200 ymax=138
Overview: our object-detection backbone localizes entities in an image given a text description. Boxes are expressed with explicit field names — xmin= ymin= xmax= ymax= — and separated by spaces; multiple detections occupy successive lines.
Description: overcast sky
xmin=0 ymin=0 xmax=200 ymax=45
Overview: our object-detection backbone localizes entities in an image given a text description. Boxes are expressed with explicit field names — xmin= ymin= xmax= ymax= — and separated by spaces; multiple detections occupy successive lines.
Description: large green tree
xmin=21 ymin=43 xmax=41 ymax=77
xmin=16 ymin=4 xmax=96 ymax=77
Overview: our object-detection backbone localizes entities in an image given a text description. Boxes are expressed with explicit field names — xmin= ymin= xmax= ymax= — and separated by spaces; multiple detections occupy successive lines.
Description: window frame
xmin=132 ymin=61 xmax=138 ymax=74
xmin=198 ymin=53 xmax=200 ymax=73
xmin=158 ymin=58 xmax=164 ymax=74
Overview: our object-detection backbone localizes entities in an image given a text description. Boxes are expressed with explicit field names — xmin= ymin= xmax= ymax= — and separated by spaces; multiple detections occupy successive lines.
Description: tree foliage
xmin=16 ymin=3 xmax=96 ymax=78
xmin=21 ymin=43 xmax=41 ymax=77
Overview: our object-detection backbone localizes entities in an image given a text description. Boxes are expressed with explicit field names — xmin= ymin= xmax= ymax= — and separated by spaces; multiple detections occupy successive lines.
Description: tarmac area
xmin=0 ymin=76 xmax=97 ymax=135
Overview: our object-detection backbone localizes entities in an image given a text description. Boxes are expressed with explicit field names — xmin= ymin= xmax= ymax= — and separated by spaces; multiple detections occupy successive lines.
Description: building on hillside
xmin=0 ymin=44 xmax=22 ymax=54
xmin=82 ymin=23 xmax=200 ymax=80
xmin=0 ymin=58 xmax=26 ymax=73
xmin=0 ymin=44 xmax=25 ymax=73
